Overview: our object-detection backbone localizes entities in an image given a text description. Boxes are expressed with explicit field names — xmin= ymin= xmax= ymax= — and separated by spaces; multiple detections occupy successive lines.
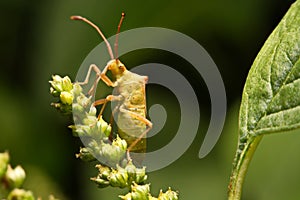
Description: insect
xmin=71 ymin=13 xmax=152 ymax=164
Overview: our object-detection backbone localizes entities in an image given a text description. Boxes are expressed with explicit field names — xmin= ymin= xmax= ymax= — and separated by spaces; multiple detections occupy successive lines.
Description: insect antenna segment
xmin=70 ymin=15 xmax=115 ymax=60
xmin=114 ymin=12 xmax=125 ymax=60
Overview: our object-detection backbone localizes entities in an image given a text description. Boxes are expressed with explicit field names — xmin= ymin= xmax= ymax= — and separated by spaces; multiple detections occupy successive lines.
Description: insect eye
xmin=119 ymin=65 xmax=125 ymax=71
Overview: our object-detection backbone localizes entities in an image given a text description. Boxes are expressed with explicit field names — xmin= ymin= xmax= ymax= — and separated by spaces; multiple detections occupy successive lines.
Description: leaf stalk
xmin=228 ymin=135 xmax=263 ymax=200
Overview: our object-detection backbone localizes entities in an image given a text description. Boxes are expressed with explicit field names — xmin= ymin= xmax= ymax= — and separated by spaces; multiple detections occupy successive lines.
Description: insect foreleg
xmin=77 ymin=64 xmax=101 ymax=95
xmin=100 ymin=66 xmax=115 ymax=87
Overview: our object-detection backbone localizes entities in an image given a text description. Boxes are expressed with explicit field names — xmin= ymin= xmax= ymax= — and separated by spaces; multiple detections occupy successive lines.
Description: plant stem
xmin=228 ymin=135 xmax=263 ymax=200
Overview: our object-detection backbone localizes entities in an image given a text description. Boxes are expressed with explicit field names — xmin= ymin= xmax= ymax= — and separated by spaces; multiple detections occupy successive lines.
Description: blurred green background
xmin=1 ymin=0 xmax=300 ymax=199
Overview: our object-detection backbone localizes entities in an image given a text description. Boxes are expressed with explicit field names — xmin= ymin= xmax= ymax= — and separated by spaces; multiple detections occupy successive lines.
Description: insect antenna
xmin=114 ymin=12 xmax=125 ymax=59
xmin=70 ymin=15 xmax=115 ymax=60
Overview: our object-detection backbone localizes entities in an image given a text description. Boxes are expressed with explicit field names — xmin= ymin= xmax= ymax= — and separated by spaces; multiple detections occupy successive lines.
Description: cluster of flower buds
xmin=50 ymin=75 xmax=128 ymax=167
xmin=70 ymin=108 xmax=111 ymax=139
xmin=49 ymin=75 xmax=179 ymax=199
xmin=0 ymin=152 xmax=26 ymax=195
xmin=96 ymin=135 xmax=127 ymax=167
xmin=0 ymin=152 xmax=58 ymax=200
xmin=50 ymin=75 xmax=111 ymax=139
xmin=6 ymin=189 xmax=35 ymax=200
xmin=76 ymin=135 xmax=128 ymax=167
xmin=49 ymin=75 xmax=74 ymax=114
xmin=119 ymin=183 xmax=178 ymax=200
xmin=91 ymin=160 xmax=147 ymax=188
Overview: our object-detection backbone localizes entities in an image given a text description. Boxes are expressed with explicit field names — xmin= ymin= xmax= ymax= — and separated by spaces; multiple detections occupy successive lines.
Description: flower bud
xmin=135 ymin=167 xmax=147 ymax=184
xmin=76 ymin=147 xmax=96 ymax=162
xmin=7 ymin=189 xmax=35 ymax=200
xmin=5 ymin=165 xmax=26 ymax=188
xmin=49 ymin=75 xmax=63 ymax=92
xmin=95 ymin=164 xmax=111 ymax=179
xmin=72 ymin=83 xmax=82 ymax=96
xmin=68 ymin=125 xmax=78 ymax=137
xmin=62 ymin=76 xmax=73 ymax=92
xmin=99 ymin=142 xmax=125 ymax=166
xmin=98 ymin=117 xmax=112 ymax=137
xmin=125 ymin=161 xmax=136 ymax=184
xmin=109 ymin=168 xmax=128 ymax=188
xmin=72 ymin=103 xmax=84 ymax=114
xmin=130 ymin=183 xmax=150 ymax=200
xmin=90 ymin=177 xmax=110 ymax=188
xmin=157 ymin=188 xmax=178 ymax=200
xmin=49 ymin=87 xmax=60 ymax=97
xmin=76 ymin=95 xmax=92 ymax=108
xmin=0 ymin=151 xmax=9 ymax=178
xmin=113 ymin=135 xmax=127 ymax=152
xmin=83 ymin=115 xmax=97 ymax=126
xmin=88 ymin=106 xmax=97 ymax=116
xmin=60 ymin=91 xmax=73 ymax=105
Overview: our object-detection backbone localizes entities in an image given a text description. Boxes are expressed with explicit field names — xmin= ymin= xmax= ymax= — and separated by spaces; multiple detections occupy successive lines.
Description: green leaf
xmin=239 ymin=0 xmax=300 ymax=138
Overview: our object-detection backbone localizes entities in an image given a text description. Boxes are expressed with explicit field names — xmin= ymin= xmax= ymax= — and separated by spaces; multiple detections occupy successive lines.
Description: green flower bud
xmin=49 ymin=75 xmax=63 ymax=92
xmin=135 ymin=167 xmax=147 ymax=184
xmin=109 ymin=168 xmax=128 ymax=188
xmin=113 ymin=135 xmax=127 ymax=152
xmin=83 ymin=115 xmax=97 ymax=126
xmin=5 ymin=165 xmax=26 ymax=188
xmin=90 ymin=177 xmax=110 ymax=188
xmin=49 ymin=87 xmax=60 ymax=97
xmin=76 ymin=147 xmax=96 ymax=162
xmin=68 ymin=125 xmax=78 ymax=137
xmin=91 ymin=164 xmax=115 ymax=188
xmin=99 ymin=141 xmax=125 ymax=166
xmin=97 ymin=117 xmax=112 ymax=137
xmin=72 ymin=103 xmax=84 ymax=114
xmin=72 ymin=83 xmax=82 ymax=96
xmin=76 ymin=95 xmax=92 ymax=108
xmin=123 ymin=161 xmax=147 ymax=184
xmin=74 ymin=125 xmax=93 ymax=137
xmin=88 ymin=106 xmax=97 ymax=116
xmin=157 ymin=188 xmax=178 ymax=200
xmin=60 ymin=91 xmax=73 ymax=105
xmin=7 ymin=189 xmax=35 ymax=200
xmin=130 ymin=183 xmax=150 ymax=200
xmin=125 ymin=161 xmax=136 ymax=184
xmin=62 ymin=76 xmax=73 ymax=92
xmin=95 ymin=164 xmax=111 ymax=179
xmin=0 ymin=151 xmax=9 ymax=178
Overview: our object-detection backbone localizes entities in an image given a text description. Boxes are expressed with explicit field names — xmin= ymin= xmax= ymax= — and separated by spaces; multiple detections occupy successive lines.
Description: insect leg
xmin=119 ymin=107 xmax=153 ymax=159
xmin=77 ymin=64 xmax=101 ymax=95
xmin=93 ymin=95 xmax=122 ymax=141
xmin=94 ymin=95 xmax=122 ymax=118
xmin=108 ymin=102 xmax=122 ymax=141
xmin=99 ymin=64 xmax=118 ymax=87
